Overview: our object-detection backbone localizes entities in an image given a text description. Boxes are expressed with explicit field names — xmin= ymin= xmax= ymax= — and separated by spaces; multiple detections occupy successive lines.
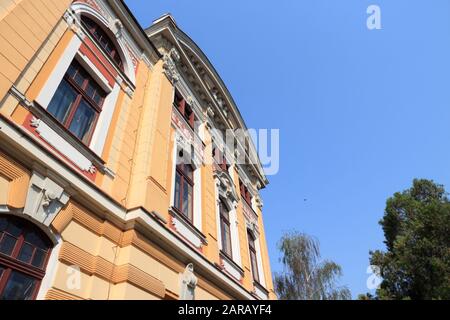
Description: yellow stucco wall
xmin=0 ymin=0 xmax=72 ymax=103
xmin=0 ymin=0 xmax=275 ymax=300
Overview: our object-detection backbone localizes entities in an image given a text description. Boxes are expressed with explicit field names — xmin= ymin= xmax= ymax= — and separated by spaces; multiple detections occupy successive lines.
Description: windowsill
xmin=170 ymin=205 xmax=194 ymax=225
xmin=169 ymin=206 xmax=207 ymax=246
xmin=253 ymin=280 xmax=269 ymax=300
xmin=253 ymin=280 xmax=268 ymax=293
xmin=28 ymin=100 xmax=109 ymax=175
xmin=220 ymin=250 xmax=245 ymax=276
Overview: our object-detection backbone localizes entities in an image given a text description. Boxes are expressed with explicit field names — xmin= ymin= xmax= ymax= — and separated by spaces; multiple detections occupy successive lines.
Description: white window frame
xmin=35 ymin=31 xmax=121 ymax=157
xmin=247 ymin=229 xmax=266 ymax=287
xmin=170 ymin=134 xmax=202 ymax=231
xmin=215 ymin=193 xmax=242 ymax=266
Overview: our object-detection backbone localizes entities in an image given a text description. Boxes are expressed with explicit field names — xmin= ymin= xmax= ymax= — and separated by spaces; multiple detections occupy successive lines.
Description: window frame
xmin=80 ymin=15 xmax=124 ymax=72
xmin=0 ymin=216 xmax=53 ymax=300
xmin=219 ymin=201 xmax=233 ymax=259
xmin=174 ymin=163 xmax=195 ymax=223
xmin=239 ymin=180 xmax=252 ymax=206
xmin=247 ymin=230 xmax=260 ymax=283
xmin=46 ymin=60 xmax=106 ymax=145
xmin=212 ymin=145 xmax=229 ymax=171
xmin=174 ymin=90 xmax=195 ymax=129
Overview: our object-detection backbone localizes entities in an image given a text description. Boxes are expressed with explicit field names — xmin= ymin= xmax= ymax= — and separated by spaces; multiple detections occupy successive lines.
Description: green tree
xmin=367 ymin=179 xmax=450 ymax=300
xmin=274 ymin=231 xmax=351 ymax=300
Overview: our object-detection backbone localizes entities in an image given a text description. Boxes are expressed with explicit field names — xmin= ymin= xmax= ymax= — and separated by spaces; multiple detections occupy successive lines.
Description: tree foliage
xmin=274 ymin=231 xmax=351 ymax=300
xmin=367 ymin=179 xmax=450 ymax=300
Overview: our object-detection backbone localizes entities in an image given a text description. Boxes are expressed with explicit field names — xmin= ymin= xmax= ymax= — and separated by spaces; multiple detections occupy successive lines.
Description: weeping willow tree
xmin=274 ymin=231 xmax=351 ymax=300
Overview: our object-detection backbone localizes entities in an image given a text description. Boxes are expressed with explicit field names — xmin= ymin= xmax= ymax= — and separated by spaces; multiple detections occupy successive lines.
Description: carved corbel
xmin=163 ymin=48 xmax=181 ymax=84
xmin=23 ymin=172 xmax=70 ymax=227
xmin=109 ymin=18 xmax=124 ymax=39
xmin=255 ymin=196 xmax=264 ymax=209
xmin=64 ymin=10 xmax=85 ymax=40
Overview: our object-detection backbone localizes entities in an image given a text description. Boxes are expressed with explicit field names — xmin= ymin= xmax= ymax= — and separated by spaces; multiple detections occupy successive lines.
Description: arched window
xmin=0 ymin=216 xmax=53 ymax=300
xmin=80 ymin=15 xmax=124 ymax=71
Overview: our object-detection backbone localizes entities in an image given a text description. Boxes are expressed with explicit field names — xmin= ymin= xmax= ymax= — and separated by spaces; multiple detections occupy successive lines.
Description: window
xmin=212 ymin=144 xmax=229 ymax=171
xmin=0 ymin=216 xmax=53 ymax=300
xmin=80 ymin=16 xmax=123 ymax=71
xmin=47 ymin=60 xmax=106 ymax=144
xmin=248 ymin=231 xmax=260 ymax=283
xmin=220 ymin=201 xmax=232 ymax=258
xmin=174 ymin=90 xmax=195 ymax=128
xmin=174 ymin=152 xmax=194 ymax=222
xmin=239 ymin=180 xmax=252 ymax=205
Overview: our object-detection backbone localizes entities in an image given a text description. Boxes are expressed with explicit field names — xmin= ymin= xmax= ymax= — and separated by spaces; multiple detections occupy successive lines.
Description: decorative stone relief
xmin=152 ymin=34 xmax=173 ymax=53
xmin=163 ymin=48 xmax=181 ymax=84
xmin=180 ymin=263 xmax=198 ymax=300
xmin=81 ymin=0 xmax=106 ymax=17
xmin=255 ymin=196 xmax=264 ymax=209
xmin=72 ymin=0 xmax=147 ymax=72
xmin=30 ymin=117 xmax=41 ymax=128
xmin=207 ymin=105 xmax=215 ymax=118
xmin=214 ymin=170 xmax=239 ymax=208
xmin=23 ymin=172 xmax=70 ymax=227
xmin=63 ymin=10 xmax=85 ymax=40
xmin=63 ymin=10 xmax=76 ymax=27
xmin=109 ymin=18 xmax=124 ymax=39
xmin=246 ymin=221 xmax=260 ymax=240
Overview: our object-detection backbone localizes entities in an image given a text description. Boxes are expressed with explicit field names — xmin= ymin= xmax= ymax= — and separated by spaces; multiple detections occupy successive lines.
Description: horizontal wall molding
xmin=58 ymin=241 xmax=166 ymax=299
xmin=52 ymin=201 xmax=232 ymax=300
xmin=46 ymin=287 xmax=85 ymax=300
xmin=0 ymin=149 xmax=30 ymax=208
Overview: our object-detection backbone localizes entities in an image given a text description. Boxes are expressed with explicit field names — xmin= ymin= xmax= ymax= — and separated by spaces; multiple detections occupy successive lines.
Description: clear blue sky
xmin=125 ymin=0 xmax=450 ymax=298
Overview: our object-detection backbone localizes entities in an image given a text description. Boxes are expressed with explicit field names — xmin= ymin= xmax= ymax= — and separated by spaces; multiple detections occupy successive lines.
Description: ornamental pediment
xmin=214 ymin=170 xmax=239 ymax=206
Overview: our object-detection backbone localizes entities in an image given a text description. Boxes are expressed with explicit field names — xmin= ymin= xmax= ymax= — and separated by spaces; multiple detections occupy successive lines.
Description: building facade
xmin=0 ymin=0 xmax=275 ymax=300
